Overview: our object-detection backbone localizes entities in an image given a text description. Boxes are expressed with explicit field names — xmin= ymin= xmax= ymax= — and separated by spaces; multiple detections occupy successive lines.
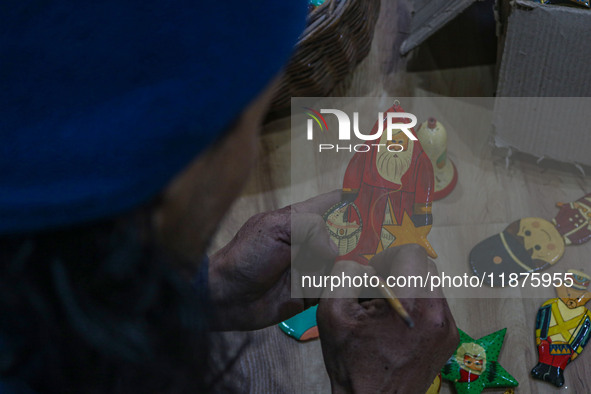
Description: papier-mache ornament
xmin=416 ymin=117 xmax=458 ymax=200
xmin=426 ymin=373 xmax=442 ymax=394
xmin=470 ymin=217 xmax=565 ymax=285
xmin=325 ymin=103 xmax=436 ymax=263
xmin=278 ymin=304 xmax=318 ymax=341
xmin=280 ymin=103 xmax=436 ymax=340
xmin=470 ymin=193 xmax=591 ymax=286
xmin=531 ymin=269 xmax=591 ymax=387
xmin=553 ymin=193 xmax=591 ymax=245
xmin=441 ymin=328 xmax=518 ymax=394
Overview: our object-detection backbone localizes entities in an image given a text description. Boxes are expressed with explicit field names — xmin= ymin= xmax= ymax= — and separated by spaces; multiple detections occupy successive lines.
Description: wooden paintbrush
xmin=377 ymin=277 xmax=414 ymax=328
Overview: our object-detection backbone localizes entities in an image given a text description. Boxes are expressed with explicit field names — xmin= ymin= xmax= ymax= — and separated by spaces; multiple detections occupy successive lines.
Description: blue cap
xmin=0 ymin=1 xmax=306 ymax=234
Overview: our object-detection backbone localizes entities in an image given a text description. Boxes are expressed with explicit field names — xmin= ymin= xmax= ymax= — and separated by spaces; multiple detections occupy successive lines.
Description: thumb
xmin=291 ymin=190 xmax=342 ymax=215
xmin=292 ymin=212 xmax=338 ymax=261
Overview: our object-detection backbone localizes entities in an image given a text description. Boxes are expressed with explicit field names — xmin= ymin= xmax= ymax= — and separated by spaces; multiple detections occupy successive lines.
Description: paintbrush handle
xmin=377 ymin=277 xmax=414 ymax=328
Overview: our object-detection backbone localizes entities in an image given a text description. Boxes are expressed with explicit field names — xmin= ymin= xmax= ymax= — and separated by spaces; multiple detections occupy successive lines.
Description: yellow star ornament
xmin=364 ymin=211 xmax=437 ymax=261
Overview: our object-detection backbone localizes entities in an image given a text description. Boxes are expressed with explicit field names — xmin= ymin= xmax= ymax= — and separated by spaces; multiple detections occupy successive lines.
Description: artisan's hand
xmin=317 ymin=245 xmax=459 ymax=394
xmin=208 ymin=191 xmax=340 ymax=331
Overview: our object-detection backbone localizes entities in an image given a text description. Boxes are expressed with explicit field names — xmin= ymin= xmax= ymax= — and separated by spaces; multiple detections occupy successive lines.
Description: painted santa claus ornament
xmin=326 ymin=103 xmax=437 ymax=265
xmin=441 ymin=328 xmax=518 ymax=394
xmin=279 ymin=103 xmax=437 ymax=341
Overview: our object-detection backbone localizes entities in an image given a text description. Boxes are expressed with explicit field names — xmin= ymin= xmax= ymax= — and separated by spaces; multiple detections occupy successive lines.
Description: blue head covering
xmin=0 ymin=1 xmax=306 ymax=235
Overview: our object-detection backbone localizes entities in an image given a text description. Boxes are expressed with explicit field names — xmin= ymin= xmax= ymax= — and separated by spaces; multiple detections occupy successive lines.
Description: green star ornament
xmin=441 ymin=328 xmax=518 ymax=394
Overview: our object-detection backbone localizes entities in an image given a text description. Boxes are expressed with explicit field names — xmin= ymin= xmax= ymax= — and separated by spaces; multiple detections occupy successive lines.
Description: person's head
xmin=0 ymin=2 xmax=306 ymax=392
xmin=154 ymin=81 xmax=280 ymax=263
xmin=0 ymin=88 xmax=277 ymax=393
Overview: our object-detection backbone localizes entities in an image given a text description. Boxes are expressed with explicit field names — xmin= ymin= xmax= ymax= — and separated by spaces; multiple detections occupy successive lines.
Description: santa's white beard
xmin=375 ymin=142 xmax=414 ymax=184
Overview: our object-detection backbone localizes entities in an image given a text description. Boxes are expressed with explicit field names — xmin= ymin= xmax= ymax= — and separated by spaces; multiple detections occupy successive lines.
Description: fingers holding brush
xmin=317 ymin=245 xmax=458 ymax=393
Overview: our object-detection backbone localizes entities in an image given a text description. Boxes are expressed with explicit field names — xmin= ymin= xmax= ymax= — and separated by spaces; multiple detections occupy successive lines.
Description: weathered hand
xmin=208 ymin=191 xmax=340 ymax=331
xmin=317 ymin=245 xmax=459 ymax=393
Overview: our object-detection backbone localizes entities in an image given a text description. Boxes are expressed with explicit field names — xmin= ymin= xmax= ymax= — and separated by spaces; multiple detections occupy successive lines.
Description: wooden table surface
xmin=207 ymin=2 xmax=591 ymax=392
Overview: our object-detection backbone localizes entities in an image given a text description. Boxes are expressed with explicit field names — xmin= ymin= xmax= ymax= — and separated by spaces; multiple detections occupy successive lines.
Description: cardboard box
xmin=401 ymin=0 xmax=478 ymax=55
xmin=495 ymin=0 xmax=591 ymax=167
xmin=497 ymin=0 xmax=591 ymax=97
xmin=493 ymin=97 xmax=591 ymax=167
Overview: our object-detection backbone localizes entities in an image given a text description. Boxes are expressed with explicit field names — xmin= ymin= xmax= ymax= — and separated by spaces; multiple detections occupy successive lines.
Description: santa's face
xmin=463 ymin=354 xmax=484 ymax=372
xmin=455 ymin=342 xmax=486 ymax=375
xmin=516 ymin=218 xmax=564 ymax=265
xmin=387 ymin=131 xmax=410 ymax=152
xmin=376 ymin=132 xmax=414 ymax=184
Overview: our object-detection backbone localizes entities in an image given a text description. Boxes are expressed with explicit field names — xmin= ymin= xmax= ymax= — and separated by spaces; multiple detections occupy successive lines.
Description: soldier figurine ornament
xmin=531 ymin=269 xmax=591 ymax=387
xmin=470 ymin=192 xmax=591 ymax=286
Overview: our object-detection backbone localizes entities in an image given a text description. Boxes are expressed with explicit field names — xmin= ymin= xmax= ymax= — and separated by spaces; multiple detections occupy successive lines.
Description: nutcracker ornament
xmin=416 ymin=117 xmax=458 ymax=200
xmin=553 ymin=193 xmax=591 ymax=245
xmin=280 ymin=103 xmax=436 ymax=341
xmin=441 ymin=328 xmax=519 ymax=394
xmin=470 ymin=193 xmax=591 ymax=286
xmin=531 ymin=269 xmax=591 ymax=387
